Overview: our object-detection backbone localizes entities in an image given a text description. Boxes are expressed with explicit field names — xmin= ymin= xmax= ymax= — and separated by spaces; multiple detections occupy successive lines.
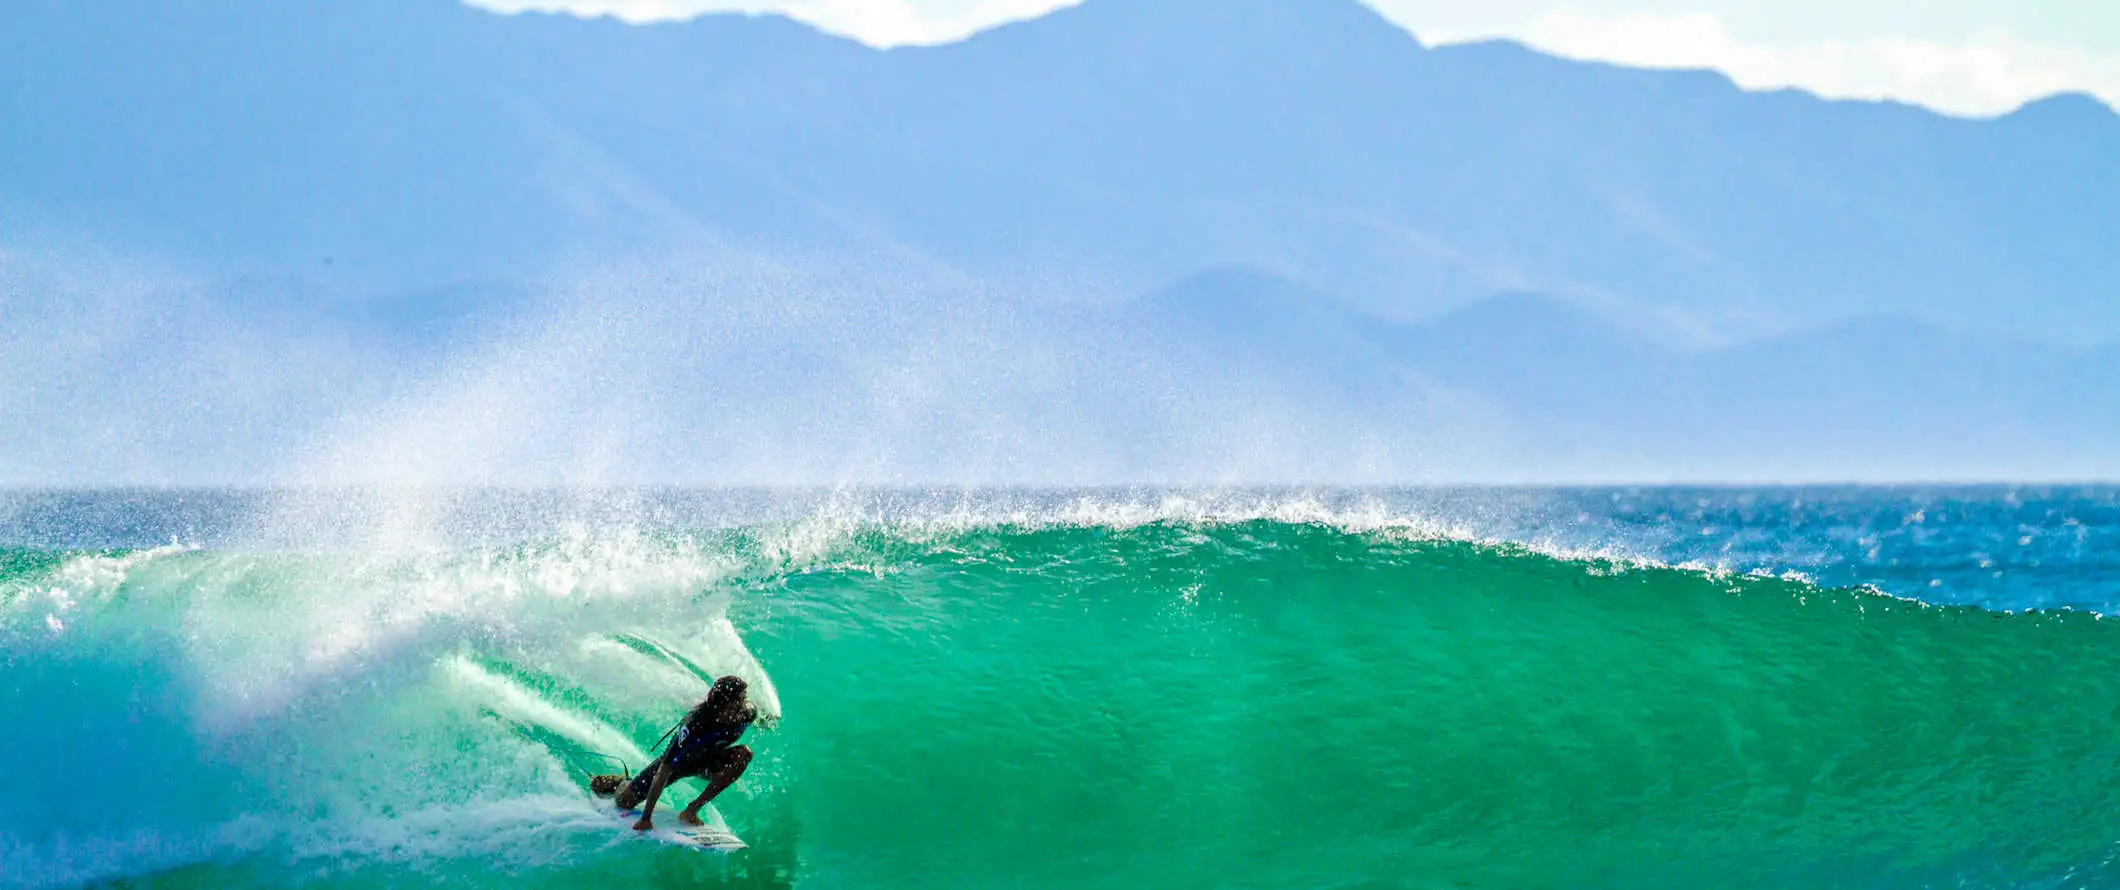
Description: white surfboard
xmin=610 ymin=805 xmax=747 ymax=851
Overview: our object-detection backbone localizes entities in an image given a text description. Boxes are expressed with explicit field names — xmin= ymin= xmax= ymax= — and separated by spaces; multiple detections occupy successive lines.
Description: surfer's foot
xmin=679 ymin=809 xmax=706 ymax=828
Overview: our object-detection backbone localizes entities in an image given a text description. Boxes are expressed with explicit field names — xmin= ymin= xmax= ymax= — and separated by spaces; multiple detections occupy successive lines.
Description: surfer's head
xmin=699 ymin=675 xmax=748 ymax=720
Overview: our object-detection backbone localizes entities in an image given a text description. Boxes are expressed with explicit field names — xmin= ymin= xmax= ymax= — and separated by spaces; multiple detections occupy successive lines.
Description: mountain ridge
xmin=7 ymin=0 xmax=2112 ymax=339
xmin=5 ymin=0 xmax=2117 ymax=482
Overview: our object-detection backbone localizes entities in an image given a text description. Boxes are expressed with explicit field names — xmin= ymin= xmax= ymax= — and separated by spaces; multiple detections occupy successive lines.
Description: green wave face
xmin=6 ymin=520 xmax=2120 ymax=889
xmin=750 ymin=522 xmax=2120 ymax=889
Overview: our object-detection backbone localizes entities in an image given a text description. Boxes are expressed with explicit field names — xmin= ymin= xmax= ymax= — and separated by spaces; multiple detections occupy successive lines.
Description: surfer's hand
xmin=632 ymin=817 xmax=653 ymax=832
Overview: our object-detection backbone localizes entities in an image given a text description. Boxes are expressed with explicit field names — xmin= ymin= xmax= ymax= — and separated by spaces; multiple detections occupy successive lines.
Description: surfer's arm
xmin=632 ymin=761 xmax=673 ymax=831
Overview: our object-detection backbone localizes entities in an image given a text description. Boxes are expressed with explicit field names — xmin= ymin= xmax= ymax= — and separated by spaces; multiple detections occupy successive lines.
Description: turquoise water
xmin=4 ymin=489 xmax=2120 ymax=888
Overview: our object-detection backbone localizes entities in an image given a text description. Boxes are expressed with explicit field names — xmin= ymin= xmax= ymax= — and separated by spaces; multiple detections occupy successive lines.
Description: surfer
xmin=614 ymin=675 xmax=759 ymax=832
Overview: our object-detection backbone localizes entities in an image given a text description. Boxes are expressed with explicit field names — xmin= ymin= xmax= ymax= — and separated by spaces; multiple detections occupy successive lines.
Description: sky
xmin=463 ymin=0 xmax=2120 ymax=117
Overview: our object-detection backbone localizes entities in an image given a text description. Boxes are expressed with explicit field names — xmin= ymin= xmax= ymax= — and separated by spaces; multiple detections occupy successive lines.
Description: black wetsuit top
xmin=665 ymin=709 xmax=754 ymax=772
xmin=624 ymin=708 xmax=755 ymax=800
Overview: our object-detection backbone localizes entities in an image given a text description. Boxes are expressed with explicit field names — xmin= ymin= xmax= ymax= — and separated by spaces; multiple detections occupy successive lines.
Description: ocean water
xmin=4 ymin=487 xmax=2119 ymax=889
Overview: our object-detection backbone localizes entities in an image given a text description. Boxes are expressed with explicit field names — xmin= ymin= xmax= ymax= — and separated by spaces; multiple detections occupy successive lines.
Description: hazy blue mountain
xmin=1107 ymin=270 xmax=2119 ymax=480
xmin=7 ymin=0 xmax=2116 ymax=337
xmin=4 ymin=0 xmax=2115 ymax=483
xmin=0 ymin=0 xmax=873 ymax=286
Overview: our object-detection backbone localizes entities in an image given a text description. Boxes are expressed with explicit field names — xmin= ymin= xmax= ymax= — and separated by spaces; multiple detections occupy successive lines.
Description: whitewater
xmin=4 ymin=487 xmax=2118 ymax=889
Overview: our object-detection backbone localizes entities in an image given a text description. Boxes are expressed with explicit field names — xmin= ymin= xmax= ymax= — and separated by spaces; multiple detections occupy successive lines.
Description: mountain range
xmin=3 ymin=0 xmax=2116 ymax=484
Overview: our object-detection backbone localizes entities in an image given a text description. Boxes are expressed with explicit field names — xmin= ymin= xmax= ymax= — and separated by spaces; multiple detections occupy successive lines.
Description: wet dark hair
xmin=686 ymin=676 xmax=748 ymax=727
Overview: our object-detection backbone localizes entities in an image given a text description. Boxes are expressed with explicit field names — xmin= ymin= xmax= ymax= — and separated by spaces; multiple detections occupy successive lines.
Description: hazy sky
xmin=464 ymin=0 xmax=2120 ymax=116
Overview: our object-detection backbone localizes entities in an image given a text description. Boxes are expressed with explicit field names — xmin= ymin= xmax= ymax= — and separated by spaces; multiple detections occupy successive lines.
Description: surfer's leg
xmin=678 ymin=746 xmax=752 ymax=826
xmin=615 ymin=757 xmax=666 ymax=809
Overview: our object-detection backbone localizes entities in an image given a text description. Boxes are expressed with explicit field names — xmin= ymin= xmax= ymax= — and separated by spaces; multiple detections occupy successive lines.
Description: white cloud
xmin=1472 ymin=10 xmax=2120 ymax=116
xmin=466 ymin=0 xmax=1076 ymax=46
